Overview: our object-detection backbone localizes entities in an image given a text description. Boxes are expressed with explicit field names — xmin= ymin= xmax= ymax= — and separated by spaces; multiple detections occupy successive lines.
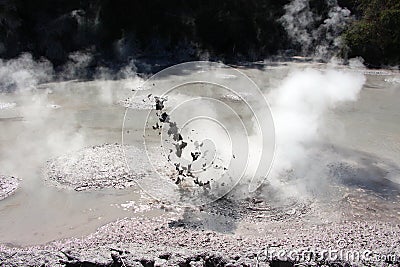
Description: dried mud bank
xmin=1 ymin=197 xmax=399 ymax=267
xmin=43 ymin=143 xmax=171 ymax=191
xmin=0 ymin=175 xmax=19 ymax=200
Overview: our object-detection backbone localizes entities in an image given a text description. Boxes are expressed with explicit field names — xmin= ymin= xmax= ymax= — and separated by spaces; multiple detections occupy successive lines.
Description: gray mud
xmin=43 ymin=143 xmax=172 ymax=191
xmin=0 ymin=175 xmax=19 ymax=200
xmin=1 ymin=64 xmax=400 ymax=266
xmin=44 ymin=143 xmax=138 ymax=191
xmin=0 ymin=204 xmax=399 ymax=267
xmin=1 ymin=179 xmax=400 ymax=266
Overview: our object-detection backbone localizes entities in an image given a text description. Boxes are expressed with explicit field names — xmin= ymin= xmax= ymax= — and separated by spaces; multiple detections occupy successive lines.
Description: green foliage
xmin=344 ymin=0 xmax=400 ymax=66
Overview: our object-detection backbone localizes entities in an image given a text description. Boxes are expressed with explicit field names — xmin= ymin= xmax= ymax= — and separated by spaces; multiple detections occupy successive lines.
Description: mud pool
xmin=0 ymin=62 xmax=400 ymax=248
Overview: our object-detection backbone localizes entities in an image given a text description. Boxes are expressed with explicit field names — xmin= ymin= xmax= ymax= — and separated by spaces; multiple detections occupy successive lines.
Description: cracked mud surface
xmin=43 ymin=143 xmax=172 ymax=191
xmin=0 ymin=175 xmax=19 ymax=201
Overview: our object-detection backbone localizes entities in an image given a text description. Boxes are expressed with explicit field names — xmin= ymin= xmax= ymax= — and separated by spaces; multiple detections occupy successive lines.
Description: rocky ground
xmin=0 ymin=194 xmax=399 ymax=267
xmin=0 ymin=175 xmax=19 ymax=200
xmin=4 ymin=143 xmax=400 ymax=267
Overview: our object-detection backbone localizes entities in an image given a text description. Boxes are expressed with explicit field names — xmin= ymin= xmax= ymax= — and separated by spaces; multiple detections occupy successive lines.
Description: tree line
xmin=0 ymin=0 xmax=399 ymax=68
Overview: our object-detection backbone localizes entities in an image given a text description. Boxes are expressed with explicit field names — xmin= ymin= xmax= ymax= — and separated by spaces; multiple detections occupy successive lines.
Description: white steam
xmin=0 ymin=52 xmax=368 ymax=204
xmin=0 ymin=53 xmax=53 ymax=92
xmin=266 ymin=67 xmax=366 ymax=196
xmin=0 ymin=52 xmax=141 ymax=182
xmin=0 ymin=54 xmax=80 ymax=181
xmin=61 ymin=51 xmax=93 ymax=79
xmin=280 ymin=0 xmax=352 ymax=60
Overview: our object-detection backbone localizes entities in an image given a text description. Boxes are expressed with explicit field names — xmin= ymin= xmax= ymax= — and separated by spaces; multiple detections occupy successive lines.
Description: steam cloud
xmin=0 ymin=51 xmax=367 ymax=204
xmin=270 ymin=0 xmax=367 ymax=200
xmin=0 ymin=52 xmax=141 ymax=184
xmin=0 ymin=54 xmax=80 ymax=182
xmin=265 ymin=66 xmax=366 ymax=198
xmin=0 ymin=53 xmax=53 ymax=92
xmin=280 ymin=0 xmax=352 ymax=60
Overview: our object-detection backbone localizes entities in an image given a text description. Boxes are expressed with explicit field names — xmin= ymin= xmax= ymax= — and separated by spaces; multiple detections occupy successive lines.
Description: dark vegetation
xmin=342 ymin=0 xmax=400 ymax=67
xmin=0 ymin=0 xmax=399 ymax=69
